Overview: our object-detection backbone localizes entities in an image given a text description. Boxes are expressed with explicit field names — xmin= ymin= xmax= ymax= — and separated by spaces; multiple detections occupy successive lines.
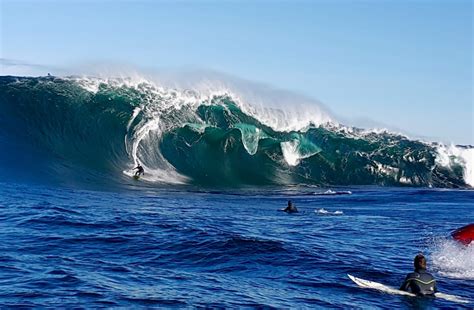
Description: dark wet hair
xmin=414 ymin=254 xmax=426 ymax=270
xmin=288 ymin=200 xmax=292 ymax=206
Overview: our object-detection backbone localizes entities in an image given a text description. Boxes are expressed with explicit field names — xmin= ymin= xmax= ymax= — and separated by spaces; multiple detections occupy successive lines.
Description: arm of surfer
xmin=399 ymin=275 xmax=411 ymax=292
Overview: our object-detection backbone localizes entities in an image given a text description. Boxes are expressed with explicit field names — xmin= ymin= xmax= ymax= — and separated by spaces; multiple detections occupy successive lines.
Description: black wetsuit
xmin=283 ymin=205 xmax=298 ymax=213
xmin=134 ymin=166 xmax=144 ymax=176
xmin=400 ymin=268 xmax=437 ymax=296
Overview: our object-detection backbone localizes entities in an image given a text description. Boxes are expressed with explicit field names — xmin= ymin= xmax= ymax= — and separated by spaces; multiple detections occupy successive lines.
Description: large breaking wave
xmin=0 ymin=75 xmax=472 ymax=188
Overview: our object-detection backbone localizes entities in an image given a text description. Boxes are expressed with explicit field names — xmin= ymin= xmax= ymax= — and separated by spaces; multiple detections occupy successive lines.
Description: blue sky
xmin=1 ymin=0 xmax=472 ymax=144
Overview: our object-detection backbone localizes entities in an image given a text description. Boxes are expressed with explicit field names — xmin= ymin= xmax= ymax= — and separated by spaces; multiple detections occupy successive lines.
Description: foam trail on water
xmin=314 ymin=190 xmax=352 ymax=196
xmin=126 ymin=117 xmax=189 ymax=184
xmin=431 ymin=239 xmax=474 ymax=280
xmin=124 ymin=107 xmax=142 ymax=155
xmin=127 ymin=107 xmax=141 ymax=132
xmin=315 ymin=208 xmax=344 ymax=215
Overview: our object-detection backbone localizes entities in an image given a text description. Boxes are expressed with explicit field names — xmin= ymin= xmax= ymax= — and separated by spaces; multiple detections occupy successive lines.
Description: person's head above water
xmin=288 ymin=200 xmax=292 ymax=207
xmin=414 ymin=254 xmax=426 ymax=270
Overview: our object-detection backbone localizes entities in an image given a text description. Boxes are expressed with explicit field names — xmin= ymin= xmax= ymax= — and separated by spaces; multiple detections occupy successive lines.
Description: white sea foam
xmin=314 ymin=190 xmax=352 ymax=196
xmin=71 ymin=75 xmax=334 ymax=133
xmin=281 ymin=140 xmax=301 ymax=166
xmin=126 ymin=107 xmax=141 ymax=132
xmin=126 ymin=116 xmax=189 ymax=184
xmin=436 ymin=145 xmax=474 ymax=187
xmin=281 ymin=135 xmax=321 ymax=166
xmin=315 ymin=208 xmax=344 ymax=215
xmin=431 ymin=238 xmax=474 ymax=280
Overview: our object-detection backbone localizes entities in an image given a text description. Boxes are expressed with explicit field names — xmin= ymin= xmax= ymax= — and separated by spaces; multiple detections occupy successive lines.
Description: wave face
xmin=0 ymin=76 xmax=471 ymax=188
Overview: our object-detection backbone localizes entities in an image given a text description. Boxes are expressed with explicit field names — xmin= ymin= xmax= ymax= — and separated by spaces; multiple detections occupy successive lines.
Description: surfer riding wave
xmin=133 ymin=164 xmax=144 ymax=177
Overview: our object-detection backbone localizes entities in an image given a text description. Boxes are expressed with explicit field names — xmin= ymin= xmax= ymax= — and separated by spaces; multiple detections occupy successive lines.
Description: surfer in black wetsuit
xmin=133 ymin=164 xmax=144 ymax=177
xmin=283 ymin=200 xmax=298 ymax=213
xmin=400 ymin=254 xmax=437 ymax=296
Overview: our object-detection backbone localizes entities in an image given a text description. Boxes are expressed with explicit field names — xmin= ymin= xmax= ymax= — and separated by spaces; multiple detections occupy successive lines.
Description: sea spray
xmin=432 ymin=239 xmax=474 ymax=280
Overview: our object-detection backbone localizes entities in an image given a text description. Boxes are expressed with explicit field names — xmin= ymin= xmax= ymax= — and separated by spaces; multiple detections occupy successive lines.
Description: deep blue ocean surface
xmin=1 ymin=182 xmax=472 ymax=308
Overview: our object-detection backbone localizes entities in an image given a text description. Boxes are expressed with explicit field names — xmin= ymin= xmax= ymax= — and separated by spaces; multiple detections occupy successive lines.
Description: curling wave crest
xmin=0 ymin=75 xmax=471 ymax=188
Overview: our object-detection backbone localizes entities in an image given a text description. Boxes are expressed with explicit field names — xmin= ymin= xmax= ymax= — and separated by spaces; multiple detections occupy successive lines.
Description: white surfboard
xmin=348 ymin=274 xmax=470 ymax=304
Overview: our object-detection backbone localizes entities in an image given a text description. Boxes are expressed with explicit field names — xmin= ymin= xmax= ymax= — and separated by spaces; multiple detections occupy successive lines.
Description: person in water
xmin=283 ymin=200 xmax=298 ymax=213
xmin=133 ymin=164 xmax=144 ymax=177
xmin=400 ymin=254 xmax=437 ymax=296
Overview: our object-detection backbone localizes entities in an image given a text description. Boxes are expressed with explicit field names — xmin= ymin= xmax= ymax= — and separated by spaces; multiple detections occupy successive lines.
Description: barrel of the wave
xmin=451 ymin=224 xmax=474 ymax=246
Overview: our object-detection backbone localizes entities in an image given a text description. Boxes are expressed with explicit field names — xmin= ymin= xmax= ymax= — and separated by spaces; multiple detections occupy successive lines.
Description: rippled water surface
xmin=0 ymin=182 xmax=473 ymax=308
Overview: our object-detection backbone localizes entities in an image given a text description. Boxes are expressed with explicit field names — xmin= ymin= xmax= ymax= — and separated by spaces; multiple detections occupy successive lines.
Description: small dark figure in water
xmin=133 ymin=164 xmax=144 ymax=177
xmin=400 ymin=254 xmax=437 ymax=296
xmin=283 ymin=200 xmax=298 ymax=213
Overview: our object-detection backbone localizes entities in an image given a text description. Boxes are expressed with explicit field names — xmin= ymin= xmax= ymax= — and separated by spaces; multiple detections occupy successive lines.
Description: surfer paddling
xmin=400 ymin=254 xmax=437 ymax=296
xmin=133 ymin=163 xmax=145 ymax=177
xmin=283 ymin=200 xmax=298 ymax=213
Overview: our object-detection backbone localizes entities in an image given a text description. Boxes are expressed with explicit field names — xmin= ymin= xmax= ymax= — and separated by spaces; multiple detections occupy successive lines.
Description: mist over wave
xmin=0 ymin=75 xmax=471 ymax=188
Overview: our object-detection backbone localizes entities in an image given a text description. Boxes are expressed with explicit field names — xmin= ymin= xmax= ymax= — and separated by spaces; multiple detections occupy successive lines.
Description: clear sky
xmin=1 ymin=0 xmax=472 ymax=144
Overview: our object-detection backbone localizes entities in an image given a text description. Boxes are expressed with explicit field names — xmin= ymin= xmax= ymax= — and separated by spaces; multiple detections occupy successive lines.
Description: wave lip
xmin=436 ymin=145 xmax=474 ymax=187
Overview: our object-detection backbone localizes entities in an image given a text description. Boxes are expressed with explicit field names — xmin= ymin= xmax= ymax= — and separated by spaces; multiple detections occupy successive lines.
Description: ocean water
xmin=1 ymin=75 xmax=473 ymax=308
xmin=0 ymin=182 xmax=472 ymax=308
